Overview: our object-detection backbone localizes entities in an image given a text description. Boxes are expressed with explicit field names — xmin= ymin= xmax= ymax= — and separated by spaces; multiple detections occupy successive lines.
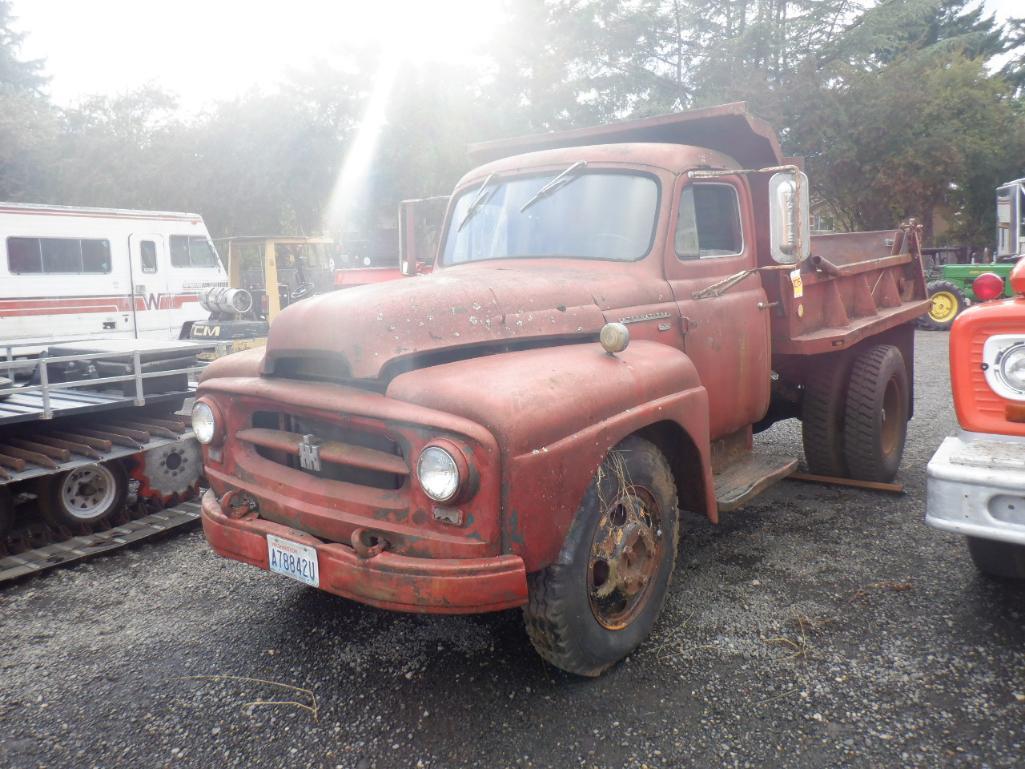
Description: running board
xmin=715 ymin=454 xmax=798 ymax=513
xmin=0 ymin=500 xmax=201 ymax=584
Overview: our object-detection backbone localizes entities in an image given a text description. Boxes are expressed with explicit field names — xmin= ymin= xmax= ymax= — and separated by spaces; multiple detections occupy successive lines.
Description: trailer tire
xmin=918 ymin=281 xmax=967 ymax=331
xmin=801 ymin=356 xmax=851 ymax=477
xmin=522 ymin=436 xmax=679 ymax=677
xmin=843 ymin=345 xmax=909 ymax=483
xmin=38 ymin=460 xmax=128 ymax=528
xmin=966 ymin=537 xmax=1025 ymax=580
xmin=0 ymin=486 xmax=12 ymax=538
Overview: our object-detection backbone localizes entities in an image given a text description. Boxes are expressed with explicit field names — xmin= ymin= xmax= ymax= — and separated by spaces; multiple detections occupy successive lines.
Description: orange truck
xmin=926 ymin=258 xmax=1025 ymax=578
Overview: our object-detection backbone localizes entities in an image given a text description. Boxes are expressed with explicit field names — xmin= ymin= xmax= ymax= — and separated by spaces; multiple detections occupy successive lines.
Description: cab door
xmin=664 ymin=175 xmax=771 ymax=440
xmin=128 ymin=233 xmax=172 ymax=338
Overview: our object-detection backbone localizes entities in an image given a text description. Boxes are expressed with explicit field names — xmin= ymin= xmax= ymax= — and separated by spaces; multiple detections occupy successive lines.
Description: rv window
xmin=170 ymin=235 xmax=219 ymax=268
xmin=140 ymin=240 xmax=158 ymax=273
xmin=80 ymin=239 xmax=111 ymax=272
xmin=7 ymin=237 xmax=42 ymax=273
xmin=6 ymin=237 xmax=110 ymax=274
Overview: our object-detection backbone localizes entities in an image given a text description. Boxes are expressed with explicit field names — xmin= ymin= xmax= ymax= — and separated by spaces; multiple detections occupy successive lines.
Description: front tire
xmin=523 ymin=436 xmax=679 ymax=676
xmin=967 ymin=537 xmax=1025 ymax=580
xmin=38 ymin=461 xmax=128 ymax=528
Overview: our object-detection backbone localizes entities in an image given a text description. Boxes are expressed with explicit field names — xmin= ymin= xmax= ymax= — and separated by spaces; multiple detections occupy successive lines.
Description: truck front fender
xmin=387 ymin=341 xmax=715 ymax=572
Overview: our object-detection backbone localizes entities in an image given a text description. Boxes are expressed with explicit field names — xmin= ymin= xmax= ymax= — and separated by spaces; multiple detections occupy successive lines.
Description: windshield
xmin=442 ymin=171 xmax=659 ymax=264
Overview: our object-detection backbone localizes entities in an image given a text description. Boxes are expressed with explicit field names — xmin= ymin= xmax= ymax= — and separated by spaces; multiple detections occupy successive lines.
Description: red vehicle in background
xmin=927 ymin=259 xmax=1025 ymax=578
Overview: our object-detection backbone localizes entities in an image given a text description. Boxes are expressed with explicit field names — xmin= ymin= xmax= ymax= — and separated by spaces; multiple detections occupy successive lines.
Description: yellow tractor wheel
xmin=919 ymin=281 xmax=967 ymax=331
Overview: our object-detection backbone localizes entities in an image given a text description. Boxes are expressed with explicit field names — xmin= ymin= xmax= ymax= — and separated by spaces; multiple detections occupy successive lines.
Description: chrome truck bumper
xmin=926 ymin=431 xmax=1025 ymax=546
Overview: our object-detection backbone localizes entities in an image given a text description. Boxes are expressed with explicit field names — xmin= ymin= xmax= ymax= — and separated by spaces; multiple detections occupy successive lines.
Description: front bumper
xmin=926 ymin=432 xmax=1025 ymax=546
xmin=201 ymin=489 xmax=528 ymax=614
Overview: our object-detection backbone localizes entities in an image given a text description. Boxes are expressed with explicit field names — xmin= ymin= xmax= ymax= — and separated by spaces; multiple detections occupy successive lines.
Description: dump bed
xmin=765 ymin=226 xmax=929 ymax=355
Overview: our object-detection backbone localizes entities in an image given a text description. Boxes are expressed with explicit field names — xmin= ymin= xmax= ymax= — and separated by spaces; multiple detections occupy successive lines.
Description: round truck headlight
xmin=416 ymin=446 xmax=461 ymax=503
xmin=1000 ymin=343 xmax=1025 ymax=393
xmin=191 ymin=401 xmax=218 ymax=445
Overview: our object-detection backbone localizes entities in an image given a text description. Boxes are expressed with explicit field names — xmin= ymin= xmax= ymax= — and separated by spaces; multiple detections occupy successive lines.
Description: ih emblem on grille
xmin=298 ymin=434 xmax=322 ymax=472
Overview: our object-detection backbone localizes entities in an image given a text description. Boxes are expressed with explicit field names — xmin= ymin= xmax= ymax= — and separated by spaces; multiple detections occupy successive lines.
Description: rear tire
xmin=523 ymin=436 xmax=679 ymax=677
xmin=843 ymin=345 xmax=910 ymax=483
xmin=918 ymin=280 xmax=967 ymax=331
xmin=38 ymin=460 xmax=128 ymax=528
xmin=967 ymin=537 xmax=1025 ymax=580
xmin=801 ymin=356 xmax=851 ymax=477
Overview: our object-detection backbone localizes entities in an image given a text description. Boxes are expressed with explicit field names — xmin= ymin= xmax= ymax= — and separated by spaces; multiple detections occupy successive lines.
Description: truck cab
xmin=195 ymin=103 xmax=929 ymax=676
xmin=926 ymin=257 xmax=1025 ymax=579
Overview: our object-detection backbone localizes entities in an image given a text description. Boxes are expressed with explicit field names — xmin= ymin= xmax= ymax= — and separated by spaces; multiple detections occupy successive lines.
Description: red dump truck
xmin=193 ymin=103 xmax=929 ymax=676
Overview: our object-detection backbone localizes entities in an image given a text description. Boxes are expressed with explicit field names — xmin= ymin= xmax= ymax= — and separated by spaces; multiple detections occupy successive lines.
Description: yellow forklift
xmin=185 ymin=236 xmax=339 ymax=357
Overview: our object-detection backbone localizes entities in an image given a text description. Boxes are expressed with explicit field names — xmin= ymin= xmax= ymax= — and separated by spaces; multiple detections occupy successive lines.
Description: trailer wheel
xmin=843 ymin=345 xmax=909 ymax=483
xmin=801 ymin=356 xmax=851 ymax=477
xmin=38 ymin=460 xmax=128 ymax=528
xmin=918 ymin=281 xmax=967 ymax=331
xmin=0 ymin=486 xmax=12 ymax=538
xmin=966 ymin=537 xmax=1025 ymax=580
xmin=523 ymin=436 xmax=679 ymax=677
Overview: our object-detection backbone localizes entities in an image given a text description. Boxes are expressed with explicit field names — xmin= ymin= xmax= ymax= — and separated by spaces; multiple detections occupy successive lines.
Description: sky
xmin=10 ymin=0 xmax=1023 ymax=112
xmin=12 ymin=0 xmax=506 ymax=111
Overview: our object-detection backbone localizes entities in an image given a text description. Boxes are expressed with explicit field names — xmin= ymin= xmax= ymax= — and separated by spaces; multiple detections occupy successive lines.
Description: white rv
xmin=0 ymin=202 xmax=228 ymax=347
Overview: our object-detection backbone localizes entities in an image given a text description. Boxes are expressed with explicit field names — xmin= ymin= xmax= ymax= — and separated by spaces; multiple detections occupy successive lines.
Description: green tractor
xmin=921 ymin=178 xmax=1025 ymax=330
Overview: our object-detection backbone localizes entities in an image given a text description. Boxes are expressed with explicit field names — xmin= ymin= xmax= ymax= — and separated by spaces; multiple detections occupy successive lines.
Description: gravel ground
xmin=1 ymin=331 xmax=1023 ymax=769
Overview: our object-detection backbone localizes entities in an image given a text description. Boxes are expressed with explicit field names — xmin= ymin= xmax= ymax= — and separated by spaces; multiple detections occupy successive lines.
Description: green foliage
xmin=0 ymin=0 xmax=1022 ymax=254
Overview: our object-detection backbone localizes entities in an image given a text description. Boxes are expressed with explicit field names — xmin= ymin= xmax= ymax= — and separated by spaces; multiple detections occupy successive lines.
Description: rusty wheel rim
xmin=880 ymin=378 xmax=902 ymax=456
xmin=588 ymin=486 xmax=664 ymax=630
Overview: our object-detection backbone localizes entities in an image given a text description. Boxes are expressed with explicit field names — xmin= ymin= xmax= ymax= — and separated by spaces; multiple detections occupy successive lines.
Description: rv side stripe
xmin=0 ymin=294 xmax=199 ymax=314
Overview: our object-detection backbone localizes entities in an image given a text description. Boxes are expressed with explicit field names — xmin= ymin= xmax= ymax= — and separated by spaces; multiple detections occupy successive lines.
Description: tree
xmin=0 ymin=0 xmax=44 ymax=92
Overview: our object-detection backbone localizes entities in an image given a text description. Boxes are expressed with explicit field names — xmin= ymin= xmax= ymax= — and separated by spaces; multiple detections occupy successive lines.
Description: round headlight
xmin=191 ymin=401 xmax=218 ymax=445
xmin=416 ymin=446 xmax=460 ymax=503
xmin=1000 ymin=343 xmax=1025 ymax=393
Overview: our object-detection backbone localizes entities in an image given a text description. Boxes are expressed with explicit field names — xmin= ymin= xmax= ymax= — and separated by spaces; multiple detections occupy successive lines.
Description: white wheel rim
xmin=59 ymin=464 xmax=117 ymax=521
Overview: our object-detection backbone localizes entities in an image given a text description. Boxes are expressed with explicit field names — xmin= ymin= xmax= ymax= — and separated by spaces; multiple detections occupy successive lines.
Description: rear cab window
xmin=6 ymin=237 xmax=111 ymax=274
xmin=676 ymin=184 xmax=744 ymax=259
xmin=170 ymin=235 xmax=220 ymax=268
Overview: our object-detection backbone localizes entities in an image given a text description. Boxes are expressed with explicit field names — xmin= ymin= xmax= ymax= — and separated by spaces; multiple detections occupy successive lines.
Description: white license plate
xmin=267 ymin=534 xmax=320 ymax=587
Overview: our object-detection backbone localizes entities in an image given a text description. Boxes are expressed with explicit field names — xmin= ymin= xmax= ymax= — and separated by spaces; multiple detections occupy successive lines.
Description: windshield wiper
xmin=457 ymin=173 xmax=498 ymax=232
xmin=519 ymin=161 xmax=587 ymax=213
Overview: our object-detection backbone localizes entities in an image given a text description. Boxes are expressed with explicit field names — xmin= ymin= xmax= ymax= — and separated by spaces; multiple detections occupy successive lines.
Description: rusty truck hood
xmin=264 ymin=262 xmax=673 ymax=380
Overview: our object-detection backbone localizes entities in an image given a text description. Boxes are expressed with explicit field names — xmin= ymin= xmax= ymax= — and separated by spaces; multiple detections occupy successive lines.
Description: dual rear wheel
xmin=801 ymin=344 xmax=910 ymax=483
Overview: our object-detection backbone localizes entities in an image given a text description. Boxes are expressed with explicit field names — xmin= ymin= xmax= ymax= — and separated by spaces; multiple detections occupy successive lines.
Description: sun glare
xmin=324 ymin=0 xmax=504 ymax=235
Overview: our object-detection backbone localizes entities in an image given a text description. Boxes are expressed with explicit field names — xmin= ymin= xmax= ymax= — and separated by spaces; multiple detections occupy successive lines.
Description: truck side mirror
xmin=768 ymin=171 xmax=810 ymax=264
xmin=399 ymin=195 xmax=449 ymax=277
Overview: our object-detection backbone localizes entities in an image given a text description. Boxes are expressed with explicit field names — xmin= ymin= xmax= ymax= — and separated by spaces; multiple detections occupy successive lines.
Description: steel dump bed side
xmin=765 ymin=228 xmax=930 ymax=355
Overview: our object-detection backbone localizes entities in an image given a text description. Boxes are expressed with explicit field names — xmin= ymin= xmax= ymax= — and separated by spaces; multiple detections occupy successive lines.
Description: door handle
xmin=757 ymin=301 xmax=779 ymax=310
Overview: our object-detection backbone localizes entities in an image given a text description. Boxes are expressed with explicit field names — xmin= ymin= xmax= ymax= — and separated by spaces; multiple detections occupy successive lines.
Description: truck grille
xmin=242 ymin=411 xmax=407 ymax=490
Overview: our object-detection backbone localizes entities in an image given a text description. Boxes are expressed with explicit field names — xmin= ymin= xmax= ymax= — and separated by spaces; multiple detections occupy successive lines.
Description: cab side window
xmin=676 ymin=184 xmax=744 ymax=259
xmin=170 ymin=235 xmax=219 ymax=268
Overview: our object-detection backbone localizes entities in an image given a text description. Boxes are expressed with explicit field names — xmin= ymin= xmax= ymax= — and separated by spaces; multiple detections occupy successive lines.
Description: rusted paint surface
xmin=201 ymin=490 xmax=528 ymax=613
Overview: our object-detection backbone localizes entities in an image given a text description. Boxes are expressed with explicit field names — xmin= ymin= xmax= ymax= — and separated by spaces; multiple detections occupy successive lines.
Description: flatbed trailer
xmin=0 ymin=339 xmax=207 ymax=580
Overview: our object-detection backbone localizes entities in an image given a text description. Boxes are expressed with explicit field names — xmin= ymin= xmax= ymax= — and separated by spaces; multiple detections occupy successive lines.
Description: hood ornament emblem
xmin=299 ymin=434 xmax=322 ymax=472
